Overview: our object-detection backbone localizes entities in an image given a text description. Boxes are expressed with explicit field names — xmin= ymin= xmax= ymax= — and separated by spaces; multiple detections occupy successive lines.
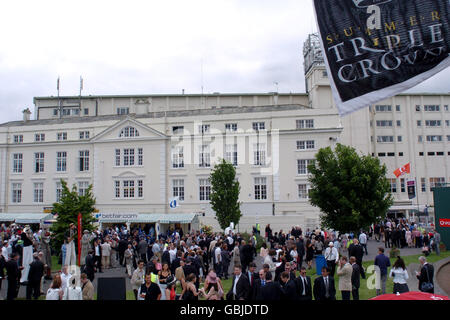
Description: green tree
xmin=308 ymin=144 xmax=393 ymax=233
xmin=210 ymin=159 xmax=242 ymax=230
xmin=51 ymin=180 xmax=97 ymax=252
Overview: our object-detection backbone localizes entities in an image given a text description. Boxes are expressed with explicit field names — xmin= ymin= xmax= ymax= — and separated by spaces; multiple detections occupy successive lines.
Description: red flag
xmin=394 ymin=163 xmax=410 ymax=178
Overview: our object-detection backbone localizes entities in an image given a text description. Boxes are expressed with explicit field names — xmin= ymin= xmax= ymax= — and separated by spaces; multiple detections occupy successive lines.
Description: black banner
xmin=313 ymin=0 xmax=450 ymax=116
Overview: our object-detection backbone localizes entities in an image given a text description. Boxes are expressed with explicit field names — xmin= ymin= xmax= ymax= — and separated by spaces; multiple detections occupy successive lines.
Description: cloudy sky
xmin=1 ymin=0 xmax=449 ymax=123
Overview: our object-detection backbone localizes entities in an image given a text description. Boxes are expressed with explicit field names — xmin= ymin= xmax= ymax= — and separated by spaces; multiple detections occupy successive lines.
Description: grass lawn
xmin=192 ymin=251 xmax=450 ymax=301
xmin=44 ymin=251 xmax=448 ymax=300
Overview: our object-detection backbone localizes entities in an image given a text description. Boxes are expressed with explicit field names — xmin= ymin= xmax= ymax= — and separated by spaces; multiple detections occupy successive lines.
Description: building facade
xmin=0 ymin=35 xmax=448 ymax=232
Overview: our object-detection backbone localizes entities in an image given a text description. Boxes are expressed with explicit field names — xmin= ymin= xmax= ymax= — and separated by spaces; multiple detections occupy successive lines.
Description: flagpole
xmin=79 ymin=76 xmax=83 ymax=116
xmin=57 ymin=77 xmax=62 ymax=119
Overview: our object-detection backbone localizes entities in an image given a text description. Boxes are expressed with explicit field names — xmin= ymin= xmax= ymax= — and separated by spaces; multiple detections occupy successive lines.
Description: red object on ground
xmin=371 ymin=291 xmax=449 ymax=300
xmin=77 ymin=213 xmax=82 ymax=266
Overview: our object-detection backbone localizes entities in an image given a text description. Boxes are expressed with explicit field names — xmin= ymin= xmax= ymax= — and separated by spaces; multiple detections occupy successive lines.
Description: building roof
xmin=0 ymin=104 xmax=311 ymax=128
xmin=33 ymin=92 xmax=307 ymax=102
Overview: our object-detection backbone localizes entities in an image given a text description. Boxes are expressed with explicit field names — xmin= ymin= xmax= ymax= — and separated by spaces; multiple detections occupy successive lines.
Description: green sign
xmin=433 ymin=187 xmax=450 ymax=248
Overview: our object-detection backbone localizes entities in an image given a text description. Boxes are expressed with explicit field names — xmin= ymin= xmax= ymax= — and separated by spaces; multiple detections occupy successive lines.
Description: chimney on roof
xmin=22 ymin=108 xmax=31 ymax=122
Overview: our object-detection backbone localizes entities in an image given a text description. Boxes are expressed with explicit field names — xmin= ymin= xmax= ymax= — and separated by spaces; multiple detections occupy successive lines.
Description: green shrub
xmin=241 ymin=232 xmax=266 ymax=251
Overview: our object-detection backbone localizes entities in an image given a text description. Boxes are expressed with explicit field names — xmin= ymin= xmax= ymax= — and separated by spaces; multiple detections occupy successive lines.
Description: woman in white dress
xmin=46 ymin=274 xmax=64 ymax=300
xmin=389 ymin=257 xmax=409 ymax=294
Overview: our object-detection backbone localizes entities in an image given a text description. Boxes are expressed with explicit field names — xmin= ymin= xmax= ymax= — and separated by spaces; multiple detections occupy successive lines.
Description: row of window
xmin=171 ymin=119 xmax=314 ymax=136
xmin=13 ymin=131 xmax=90 ymax=144
xmin=371 ymin=105 xmax=449 ymax=113
xmin=371 ymin=119 xmax=450 ymax=128
xmin=12 ymin=177 xmax=308 ymax=203
xmin=417 ymin=120 xmax=450 ymax=127
xmin=418 ymin=135 xmax=450 ymax=142
xmin=54 ymin=108 xmax=89 ymax=117
xmin=389 ymin=177 xmax=446 ymax=193
xmin=11 ymin=181 xmax=90 ymax=203
xmin=419 ymin=151 xmax=450 ymax=157
xmin=171 ymin=144 xmax=267 ymax=168
xmin=373 ymin=135 xmax=450 ymax=143
xmin=13 ymin=151 xmax=90 ymax=173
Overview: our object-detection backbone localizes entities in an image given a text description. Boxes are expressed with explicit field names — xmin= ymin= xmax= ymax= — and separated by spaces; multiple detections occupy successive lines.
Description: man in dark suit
xmin=295 ymin=267 xmax=312 ymax=301
xmin=227 ymin=265 xmax=250 ymax=300
xmin=350 ymin=256 xmax=361 ymax=300
xmin=349 ymin=239 xmax=365 ymax=279
xmin=26 ymin=253 xmax=44 ymax=300
xmin=258 ymin=271 xmax=283 ymax=300
xmin=252 ymin=269 xmax=266 ymax=300
xmin=313 ymin=267 xmax=336 ymax=301
xmin=118 ymin=238 xmax=128 ymax=266
xmin=416 ymin=256 xmax=435 ymax=293
xmin=93 ymin=239 xmax=103 ymax=273
xmin=6 ymin=252 xmax=23 ymax=300
xmin=240 ymin=241 xmax=254 ymax=273
xmin=85 ymin=249 xmax=96 ymax=282
xmin=245 ymin=262 xmax=259 ymax=300
xmin=296 ymin=237 xmax=305 ymax=269
xmin=280 ymin=271 xmax=299 ymax=300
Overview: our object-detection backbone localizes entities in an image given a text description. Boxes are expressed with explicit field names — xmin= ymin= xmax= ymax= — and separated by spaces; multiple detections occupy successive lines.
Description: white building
xmin=0 ymin=34 xmax=448 ymax=232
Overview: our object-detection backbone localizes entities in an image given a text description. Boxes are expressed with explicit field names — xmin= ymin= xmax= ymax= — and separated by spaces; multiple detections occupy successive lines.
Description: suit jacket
xmin=227 ymin=273 xmax=250 ymax=300
xmin=0 ymin=255 xmax=5 ymax=278
xmin=294 ymin=275 xmax=312 ymax=300
xmin=296 ymin=240 xmax=305 ymax=257
xmin=337 ymin=263 xmax=353 ymax=291
xmin=82 ymin=280 xmax=94 ymax=300
xmin=258 ymin=281 xmax=283 ymax=300
xmin=28 ymin=259 xmax=44 ymax=283
xmin=5 ymin=259 xmax=20 ymax=281
xmin=417 ymin=263 xmax=434 ymax=290
xmin=313 ymin=276 xmax=336 ymax=301
xmin=351 ymin=263 xmax=361 ymax=289
xmin=85 ymin=254 xmax=95 ymax=278
xmin=281 ymin=279 xmax=299 ymax=300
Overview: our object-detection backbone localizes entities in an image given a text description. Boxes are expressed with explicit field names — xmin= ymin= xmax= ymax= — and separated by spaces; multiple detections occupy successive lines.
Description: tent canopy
xmin=97 ymin=213 xmax=198 ymax=224
xmin=0 ymin=213 xmax=53 ymax=224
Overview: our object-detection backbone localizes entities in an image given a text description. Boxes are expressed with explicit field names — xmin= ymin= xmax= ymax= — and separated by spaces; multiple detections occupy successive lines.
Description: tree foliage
xmin=308 ymin=144 xmax=393 ymax=233
xmin=210 ymin=159 xmax=242 ymax=230
xmin=50 ymin=180 xmax=97 ymax=251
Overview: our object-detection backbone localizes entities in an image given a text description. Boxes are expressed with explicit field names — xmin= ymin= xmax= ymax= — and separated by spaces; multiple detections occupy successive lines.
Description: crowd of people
xmin=0 ymin=217 xmax=442 ymax=301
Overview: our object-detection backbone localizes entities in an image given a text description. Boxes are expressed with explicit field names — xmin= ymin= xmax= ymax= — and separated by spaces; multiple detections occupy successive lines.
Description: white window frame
xmin=79 ymin=150 xmax=89 ymax=172
xmin=172 ymin=146 xmax=184 ymax=168
xmin=12 ymin=183 xmax=22 ymax=203
xmin=225 ymin=144 xmax=238 ymax=166
xmin=34 ymin=182 xmax=44 ymax=203
xmin=253 ymin=143 xmax=266 ymax=166
xmin=199 ymin=178 xmax=211 ymax=201
xmin=34 ymin=152 xmax=45 ymax=173
xmin=57 ymin=132 xmax=67 ymax=141
xmin=56 ymin=151 xmax=67 ymax=172
xmin=254 ymin=177 xmax=267 ymax=200
xmin=78 ymin=181 xmax=90 ymax=196
xmin=199 ymin=145 xmax=211 ymax=168
xmin=13 ymin=153 xmax=23 ymax=173
xmin=173 ymin=179 xmax=185 ymax=201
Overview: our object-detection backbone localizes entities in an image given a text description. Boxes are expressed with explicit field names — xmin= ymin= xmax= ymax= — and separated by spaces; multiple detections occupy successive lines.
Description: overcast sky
xmin=1 ymin=0 xmax=449 ymax=123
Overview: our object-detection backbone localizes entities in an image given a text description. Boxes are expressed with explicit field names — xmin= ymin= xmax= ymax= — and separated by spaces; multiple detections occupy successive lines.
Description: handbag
xmin=420 ymin=265 xmax=434 ymax=293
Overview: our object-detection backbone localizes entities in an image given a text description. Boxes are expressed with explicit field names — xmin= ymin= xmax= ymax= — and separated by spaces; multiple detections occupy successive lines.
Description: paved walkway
xmin=0 ymin=239 xmax=431 ymax=300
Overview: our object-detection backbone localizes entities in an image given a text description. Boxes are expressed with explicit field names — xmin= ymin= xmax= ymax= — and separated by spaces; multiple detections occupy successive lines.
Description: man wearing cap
xmin=324 ymin=242 xmax=339 ymax=276
xmin=26 ymin=252 xmax=44 ymax=300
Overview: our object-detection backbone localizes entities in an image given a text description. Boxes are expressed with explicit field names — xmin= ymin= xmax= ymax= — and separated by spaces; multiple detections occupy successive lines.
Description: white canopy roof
xmin=0 ymin=213 xmax=53 ymax=224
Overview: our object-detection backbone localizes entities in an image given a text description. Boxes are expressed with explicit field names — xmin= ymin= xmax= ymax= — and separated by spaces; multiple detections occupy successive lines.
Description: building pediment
xmin=92 ymin=117 xmax=168 ymax=143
